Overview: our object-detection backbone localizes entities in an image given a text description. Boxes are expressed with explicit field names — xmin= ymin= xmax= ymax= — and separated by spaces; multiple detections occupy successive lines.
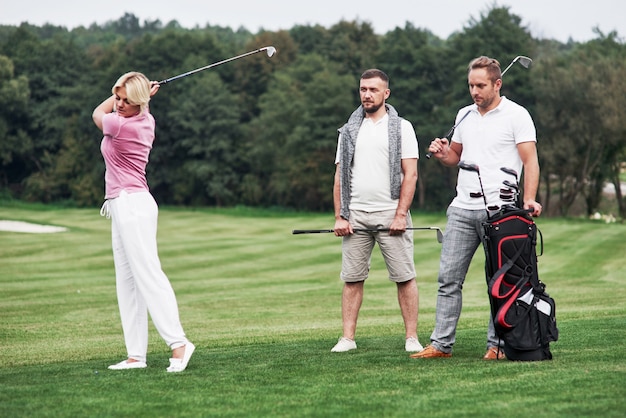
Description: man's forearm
xmin=333 ymin=166 xmax=343 ymax=220
xmin=523 ymin=162 xmax=540 ymax=202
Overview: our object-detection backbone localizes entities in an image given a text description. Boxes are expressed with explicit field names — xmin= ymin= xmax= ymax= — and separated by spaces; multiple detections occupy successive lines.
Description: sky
xmin=1 ymin=0 xmax=623 ymax=43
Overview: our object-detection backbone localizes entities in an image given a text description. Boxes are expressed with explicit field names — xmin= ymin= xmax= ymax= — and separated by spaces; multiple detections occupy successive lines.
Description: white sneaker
xmin=108 ymin=360 xmax=147 ymax=370
xmin=405 ymin=337 xmax=424 ymax=352
xmin=167 ymin=342 xmax=196 ymax=373
xmin=331 ymin=337 xmax=357 ymax=352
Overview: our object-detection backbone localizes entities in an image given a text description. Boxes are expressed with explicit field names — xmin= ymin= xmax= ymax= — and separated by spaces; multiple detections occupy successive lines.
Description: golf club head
xmin=501 ymin=55 xmax=533 ymax=76
xmin=517 ymin=56 xmax=532 ymax=69
xmin=435 ymin=228 xmax=443 ymax=243
xmin=262 ymin=46 xmax=277 ymax=57
xmin=458 ymin=160 xmax=479 ymax=173
xmin=503 ymin=180 xmax=519 ymax=190
xmin=500 ymin=167 xmax=518 ymax=180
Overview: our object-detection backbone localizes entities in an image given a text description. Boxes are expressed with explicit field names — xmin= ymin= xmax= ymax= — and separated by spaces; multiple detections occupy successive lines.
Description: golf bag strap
xmin=490 ymin=241 xmax=527 ymax=285
xmin=537 ymin=227 xmax=544 ymax=256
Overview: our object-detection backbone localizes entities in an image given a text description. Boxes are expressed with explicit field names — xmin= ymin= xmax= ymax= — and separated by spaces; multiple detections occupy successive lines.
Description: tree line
xmin=0 ymin=7 xmax=625 ymax=218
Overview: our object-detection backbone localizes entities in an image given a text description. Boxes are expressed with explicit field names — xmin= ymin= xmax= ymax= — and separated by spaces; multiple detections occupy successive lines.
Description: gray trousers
xmin=430 ymin=206 xmax=501 ymax=353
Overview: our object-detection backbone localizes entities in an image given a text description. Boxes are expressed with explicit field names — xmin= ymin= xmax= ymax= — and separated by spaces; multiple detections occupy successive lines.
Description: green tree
xmin=2 ymin=16 xmax=624 ymax=215
xmin=1 ymin=26 xmax=99 ymax=203
xmin=244 ymin=54 xmax=355 ymax=210
xmin=0 ymin=55 xmax=31 ymax=190
xmin=289 ymin=24 xmax=331 ymax=55
xmin=535 ymin=32 xmax=626 ymax=217
xmin=151 ymin=72 xmax=243 ymax=206
xmin=22 ymin=115 xmax=102 ymax=205
xmin=376 ymin=23 xmax=453 ymax=210
xmin=232 ymin=30 xmax=297 ymax=122
xmin=327 ymin=20 xmax=380 ymax=76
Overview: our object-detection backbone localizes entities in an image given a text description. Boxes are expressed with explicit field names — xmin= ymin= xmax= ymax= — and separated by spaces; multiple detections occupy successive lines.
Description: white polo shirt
xmin=450 ymin=96 xmax=536 ymax=210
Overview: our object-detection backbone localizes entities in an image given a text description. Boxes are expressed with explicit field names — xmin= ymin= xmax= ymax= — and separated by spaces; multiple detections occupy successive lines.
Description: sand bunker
xmin=0 ymin=220 xmax=68 ymax=233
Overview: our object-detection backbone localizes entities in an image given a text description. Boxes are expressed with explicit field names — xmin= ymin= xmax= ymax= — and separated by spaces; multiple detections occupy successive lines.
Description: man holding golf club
xmin=331 ymin=69 xmax=422 ymax=353
xmin=93 ymin=71 xmax=194 ymax=372
xmin=412 ymin=56 xmax=542 ymax=360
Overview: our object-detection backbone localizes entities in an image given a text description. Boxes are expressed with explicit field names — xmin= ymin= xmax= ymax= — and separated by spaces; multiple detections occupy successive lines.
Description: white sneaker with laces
xmin=331 ymin=337 xmax=357 ymax=352
xmin=108 ymin=360 xmax=147 ymax=370
xmin=405 ymin=337 xmax=424 ymax=352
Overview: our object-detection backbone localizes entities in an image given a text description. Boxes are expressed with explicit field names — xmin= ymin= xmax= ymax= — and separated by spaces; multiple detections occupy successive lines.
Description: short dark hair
xmin=468 ymin=56 xmax=502 ymax=82
xmin=360 ymin=69 xmax=389 ymax=87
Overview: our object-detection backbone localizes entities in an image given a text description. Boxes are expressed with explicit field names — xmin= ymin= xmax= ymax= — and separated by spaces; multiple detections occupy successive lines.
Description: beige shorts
xmin=341 ymin=209 xmax=416 ymax=283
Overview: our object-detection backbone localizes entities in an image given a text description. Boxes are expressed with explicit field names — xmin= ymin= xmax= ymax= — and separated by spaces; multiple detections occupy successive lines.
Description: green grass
xmin=1 ymin=204 xmax=625 ymax=417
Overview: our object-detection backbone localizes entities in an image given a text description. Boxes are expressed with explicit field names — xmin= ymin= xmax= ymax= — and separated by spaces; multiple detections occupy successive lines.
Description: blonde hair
xmin=112 ymin=71 xmax=151 ymax=113
xmin=468 ymin=56 xmax=502 ymax=83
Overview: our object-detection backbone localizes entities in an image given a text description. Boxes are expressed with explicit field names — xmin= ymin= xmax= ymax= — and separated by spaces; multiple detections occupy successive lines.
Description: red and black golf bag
xmin=482 ymin=207 xmax=558 ymax=361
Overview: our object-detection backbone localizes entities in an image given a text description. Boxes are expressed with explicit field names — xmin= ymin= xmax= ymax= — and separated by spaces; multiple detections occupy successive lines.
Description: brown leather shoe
xmin=483 ymin=347 xmax=506 ymax=360
xmin=409 ymin=345 xmax=451 ymax=358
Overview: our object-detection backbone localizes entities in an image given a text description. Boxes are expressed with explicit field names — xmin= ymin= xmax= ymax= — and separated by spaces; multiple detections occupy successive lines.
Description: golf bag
xmin=482 ymin=207 xmax=558 ymax=361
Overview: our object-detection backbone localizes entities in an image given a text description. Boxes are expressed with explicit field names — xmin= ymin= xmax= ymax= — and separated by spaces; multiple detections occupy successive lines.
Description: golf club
xmin=158 ymin=46 xmax=277 ymax=85
xmin=503 ymin=180 xmax=519 ymax=191
xmin=424 ymin=109 xmax=471 ymax=159
xmin=458 ymin=160 xmax=489 ymax=217
xmin=500 ymin=190 xmax=515 ymax=200
xmin=501 ymin=55 xmax=532 ymax=76
xmin=292 ymin=227 xmax=444 ymax=243
xmin=426 ymin=55 xmax=532 ymax=159
xmin=500 ymin=167 xmax=519 ymax=181
xmin=501 ymin=186 xmax=519 ymax=208
xmin=501 ymin=167 xmax=521 ymax=208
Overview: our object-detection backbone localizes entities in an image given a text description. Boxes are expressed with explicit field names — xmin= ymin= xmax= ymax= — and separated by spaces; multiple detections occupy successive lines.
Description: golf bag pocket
xmin=500 ymin=290 xmax=558 ymax=360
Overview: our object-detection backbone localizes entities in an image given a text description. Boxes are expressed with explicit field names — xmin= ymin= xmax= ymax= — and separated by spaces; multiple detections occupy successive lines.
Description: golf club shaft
xmin=159 ymin=46 xmax=275 ymax=85
xmin=458 ymin=161 xmax=489 ymax=216
xmin=292 ymin=227 xmax=443 ymax=243
xmin=501 ymin=55 xmax=531 ymax=76
xmin=426 ymin=55 xmax=531 ymax=159
xmin=292 ymin=227 xmax=440 ymax=234
xmin=425 ymin=109 xmax=471 ymax=159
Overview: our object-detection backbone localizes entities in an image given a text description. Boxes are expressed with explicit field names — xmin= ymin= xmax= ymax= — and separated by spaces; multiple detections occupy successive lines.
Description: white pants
xmin=106 ymin=190 xmax=187 ymax=362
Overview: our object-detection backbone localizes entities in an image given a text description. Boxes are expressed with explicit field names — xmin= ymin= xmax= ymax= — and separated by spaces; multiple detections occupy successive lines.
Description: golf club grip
xmin=427 ymin=110 xmax=472 ymax=159
xmin=425 ymin=127 xmax=454 ymax=159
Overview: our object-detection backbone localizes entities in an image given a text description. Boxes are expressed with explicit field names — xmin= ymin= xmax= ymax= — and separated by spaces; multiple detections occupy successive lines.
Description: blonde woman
xmin=93 ymin=72 xmax=194 ymax=372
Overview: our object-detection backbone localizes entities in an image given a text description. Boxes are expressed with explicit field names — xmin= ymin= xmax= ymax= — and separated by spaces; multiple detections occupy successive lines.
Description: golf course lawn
xmin=1 ymin=204 xmax=624 ymax=417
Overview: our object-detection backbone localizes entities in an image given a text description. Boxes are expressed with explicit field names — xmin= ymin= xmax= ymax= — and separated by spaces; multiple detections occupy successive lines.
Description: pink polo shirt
xmin=100 ymin=110 xmax=155 ymax=199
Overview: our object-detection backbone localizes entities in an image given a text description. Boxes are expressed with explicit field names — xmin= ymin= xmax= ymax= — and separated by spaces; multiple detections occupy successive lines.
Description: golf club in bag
xmin=158 ymin=46 xmax=277 ymax=85
xmin=458 ymin=160 xmax=558 ymax=361
xmin=426 ymin=55 xmax=532 ymax=159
